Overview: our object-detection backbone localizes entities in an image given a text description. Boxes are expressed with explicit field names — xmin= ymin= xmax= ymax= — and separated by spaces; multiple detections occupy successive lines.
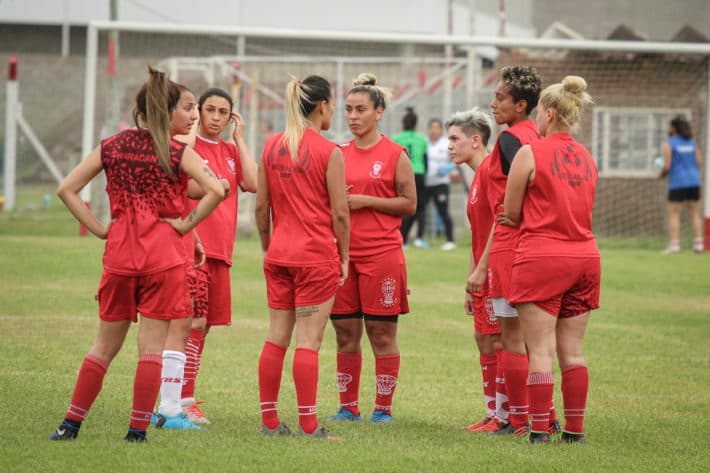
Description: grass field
xmin=1 ymin=186 xmax=709 ymax=472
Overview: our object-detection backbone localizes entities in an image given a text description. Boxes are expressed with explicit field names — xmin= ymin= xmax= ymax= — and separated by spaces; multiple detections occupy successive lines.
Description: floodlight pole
xmin=4 ymin=56 xmax=18 ymax=211
xmin=704 ymin=57 xmax=710 ymax=251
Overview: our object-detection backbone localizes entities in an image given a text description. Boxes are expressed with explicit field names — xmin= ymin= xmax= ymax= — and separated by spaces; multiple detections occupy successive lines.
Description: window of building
xmin=592 ymin=107 xmax=691 ymax=177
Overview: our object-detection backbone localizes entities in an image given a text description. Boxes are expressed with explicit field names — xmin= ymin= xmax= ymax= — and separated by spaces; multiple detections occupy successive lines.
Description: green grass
xmin=1 ymin=187 xmax=709 ymax=472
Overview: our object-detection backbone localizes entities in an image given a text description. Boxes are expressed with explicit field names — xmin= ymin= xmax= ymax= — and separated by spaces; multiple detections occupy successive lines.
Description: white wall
xmin=0 ymin=0 xmax=449 ymax=34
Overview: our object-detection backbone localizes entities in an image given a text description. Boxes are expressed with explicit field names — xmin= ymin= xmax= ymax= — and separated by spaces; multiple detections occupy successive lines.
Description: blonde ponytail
xmin=283 ymin=78 xmax=309 ymax=162
xmin=281 ymin=75 xmax=333 ymax=162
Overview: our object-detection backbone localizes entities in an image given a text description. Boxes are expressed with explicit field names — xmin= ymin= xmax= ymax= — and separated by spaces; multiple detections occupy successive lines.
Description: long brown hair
xmin=133 ymin=66 xmax=182 ymax=178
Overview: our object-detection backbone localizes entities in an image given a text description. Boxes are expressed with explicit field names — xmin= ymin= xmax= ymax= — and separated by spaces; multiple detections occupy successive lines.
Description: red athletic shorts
xmin=473 ymin=291 xmax=500 ymax=335
xmin=509 ymin=255 xmax=601 ymax=318
xmin=204 ymin=258 xmax=231 ymax=327
xmin=187 ymin=264 xmax=209 ymax=319
xmin=487 ymin=249 xmax=514 ymax=300
xmin=264 ymin=261 xmax=341 ymax=310
xmin=332 ymin=249 xmax=410 ymax=316
xmin=97 ymin=265 xmax=192 ymax=322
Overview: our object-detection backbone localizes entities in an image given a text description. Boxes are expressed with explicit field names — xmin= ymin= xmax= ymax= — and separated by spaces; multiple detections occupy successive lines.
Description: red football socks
xmin=561 ymin=364 xmax=588 ymax=434
xmin=181 ymin=328 xmax=205 ymax=401
xmin=502 ymin=351 xmax=529 ymax=428
xmin=374 ymin=354 xmax=400 ymax=415
xmin=336 ymin=351 xmax=362 ymax=417
xmin=495 ymin=349 xmax=509 ymax=421
xmin=293 ymin=348 xmax=319 ymax=434
xmin=258 ymin=341 xmax=287 ymax=430
xmin=130 ymin=354 xmax=162 ymax=431
xmin=65 ymin=355 xmax=109 ymax=422
xmin=527 ymin=371 xmax=554 ymax=432
xmin=480 ymin=353 xmax=497 ymax=418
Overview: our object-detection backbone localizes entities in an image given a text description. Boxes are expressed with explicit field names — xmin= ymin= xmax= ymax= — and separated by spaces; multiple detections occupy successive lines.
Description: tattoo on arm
xmin=186 ymin=208 xmax=198 ymax=223
xmin=296 ymin=305 xmax=319 ymax=318
xmin=203 ymin=166 xmax=216 ymax=179
xmin=396 ymin=183 xmax=406 ymax=196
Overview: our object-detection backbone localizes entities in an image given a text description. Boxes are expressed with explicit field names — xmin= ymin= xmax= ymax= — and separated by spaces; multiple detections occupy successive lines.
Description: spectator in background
xmin=660 ymin=115 xmax=704 ymax=254
xmin=394 ymin=107 xmax=429 ymax=248
xmin=418 ymin=118 xmax=456 ymax=250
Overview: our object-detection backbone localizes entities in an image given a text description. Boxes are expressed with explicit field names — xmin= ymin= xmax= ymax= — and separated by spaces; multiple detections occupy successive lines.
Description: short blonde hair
xmin=445 ymin=107 xmax=492 ymax=146
xmin=539 ymin=75 xmax=594 ymax=128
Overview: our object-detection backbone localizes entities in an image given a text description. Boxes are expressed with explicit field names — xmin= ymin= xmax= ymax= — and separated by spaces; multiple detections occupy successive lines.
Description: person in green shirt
xmin=393 ymin=107 xmax=429 ymax=248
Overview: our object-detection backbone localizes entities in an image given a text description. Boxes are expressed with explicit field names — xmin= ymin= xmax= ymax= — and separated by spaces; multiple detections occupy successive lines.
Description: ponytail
xmin=133 ymin=66 xmax=182 ymax=179
xmin=282 ymin=75 xmax=332 ymax=162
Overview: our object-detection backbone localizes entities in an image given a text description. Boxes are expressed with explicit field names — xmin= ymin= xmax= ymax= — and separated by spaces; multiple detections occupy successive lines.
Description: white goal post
xmin=80 ymin=20 xmax=710 ymax=244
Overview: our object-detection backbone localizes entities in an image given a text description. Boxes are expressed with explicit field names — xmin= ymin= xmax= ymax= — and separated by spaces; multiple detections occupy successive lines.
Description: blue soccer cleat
xmin=369 ymin=411 xmax=393 ymax=423
xmin=329 ymin=408 xmax=362 ymax=422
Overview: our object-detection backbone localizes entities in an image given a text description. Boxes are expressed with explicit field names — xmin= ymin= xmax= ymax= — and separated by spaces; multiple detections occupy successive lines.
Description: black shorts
xmin=668 ymin=186 xmax=700 ymax=202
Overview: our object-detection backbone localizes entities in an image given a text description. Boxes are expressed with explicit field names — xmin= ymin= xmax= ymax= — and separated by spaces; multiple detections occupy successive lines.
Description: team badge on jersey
xmin=226 ymin=158 xmax=236 ymax=174
xmin=470 ymin=184 xmax=479 ymax=205
xmin=379 ymin=277 xmax=398 ymax=308
xmin=369 ymin=161 xmax=384 ymax=179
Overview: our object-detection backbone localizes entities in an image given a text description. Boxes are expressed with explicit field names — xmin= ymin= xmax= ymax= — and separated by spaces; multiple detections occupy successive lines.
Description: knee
xmin=334 ymin=327 xmax=361 ymax=352
xmin=366 ymin=329 xmax=397 ymax=355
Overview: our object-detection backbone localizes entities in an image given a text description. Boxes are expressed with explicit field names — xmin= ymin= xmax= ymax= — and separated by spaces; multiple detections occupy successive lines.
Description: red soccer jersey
xmin=516 ymin=133 xmax=599 ymax=258
xmin=342 ymin=135 xmax=406 ymax=260
xmin=263 ymin=129 xmax=339 ymax=266
xmin=101 ymin=129 xmax=188 ymax=275
xmin=486 ymin=119 xmax=539 ymax=253
xmin=191 ymin=135 xmax=242 ymax=266
xmin=466 ymin=155 xmax=494 ymax=264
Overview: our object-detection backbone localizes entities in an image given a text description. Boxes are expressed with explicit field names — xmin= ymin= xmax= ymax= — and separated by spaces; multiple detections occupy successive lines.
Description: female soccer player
xmin=175 ymin=88 xmax=257 ymax=424
xmin=394 ymin=107 xmax=429 ymax=248
xmin=660 ymin=115 xmax=704 ymax=254
xmin=256 ymin=75 xmax=349 ymax=439
xmin=329 ymin=73 xmax=416 ymax=424
xmin=499 ymin=75 xmax=599 ymax=444
xmin=50 ymin=67 xmax=225 ymax=442
xmin=445 ymin=108 xmax=506 ymax=432
xmin=469 ymin=66 xmax=555 ymax=437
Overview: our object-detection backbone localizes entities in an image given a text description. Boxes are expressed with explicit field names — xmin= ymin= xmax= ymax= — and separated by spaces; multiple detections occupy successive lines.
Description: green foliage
xmin=0 ymin=188 xmax=708 ymax=472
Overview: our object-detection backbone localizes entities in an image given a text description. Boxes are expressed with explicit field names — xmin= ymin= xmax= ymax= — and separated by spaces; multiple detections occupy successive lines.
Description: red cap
xmin=8 ymin=56 xmax=17 ymax=81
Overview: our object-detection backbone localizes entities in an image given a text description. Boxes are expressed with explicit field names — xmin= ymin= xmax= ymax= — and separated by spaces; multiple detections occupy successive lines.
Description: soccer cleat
xmin=158 ymin=413 xmax=202 ymax=430
xmin=441 ymin=241 xmax=456 ymax=251
xmin=463 ymin=416 xmax=493 ymax=432
xmin=527 ymin=431 xmax=551 ymax=444
xmin=413 ymin=238 xmax=430 ymax=249
xmin=489 ymin=420 xmax=514 ymax=435
xmin=512 ymin=424 xmax=531 ymax=438
xmin=478 ymin=417 xmax=504 ymax=432
xmin=693 ymin=239 xmax=704 ymax=254
xmin=297 ymin=425 xmax=341 ymax=440
xmin=662 ymin=243 xmax=680 ymax=255
xmin=124 ymin=429 xmax=147 ymax=442
xmin=369 ymin=411 xmax=393 ymax=424
xmin=560 ymin=431 xmax=586 ymax=443
xmin=184 ymin=401 xmax=211 ymax=425
xmin=150 ymin=412 xmax=161 ymax=426
xmin=261 ymin=422 xmax=294 ymax=437
xmin=49 ymin=420 xmax=80 ymax=441
xmin=329 ymin=408 xmax=362 ymax=422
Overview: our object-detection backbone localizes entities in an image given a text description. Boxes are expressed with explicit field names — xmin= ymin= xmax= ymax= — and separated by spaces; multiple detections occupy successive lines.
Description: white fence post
xmin=4 ymin=56 xmax=18 ymax=211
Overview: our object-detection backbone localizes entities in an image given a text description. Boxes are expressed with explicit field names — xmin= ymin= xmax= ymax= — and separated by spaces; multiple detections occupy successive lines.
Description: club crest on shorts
xmin=369 ymin=161 xmax=384 ymax=179
xmin=226 ymin=158 xmax=236 ymax=174
xmin=337 ymin=372 xmax=353 ymax=393
xmin=379 ymin=277 xmax=398 ymax=308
